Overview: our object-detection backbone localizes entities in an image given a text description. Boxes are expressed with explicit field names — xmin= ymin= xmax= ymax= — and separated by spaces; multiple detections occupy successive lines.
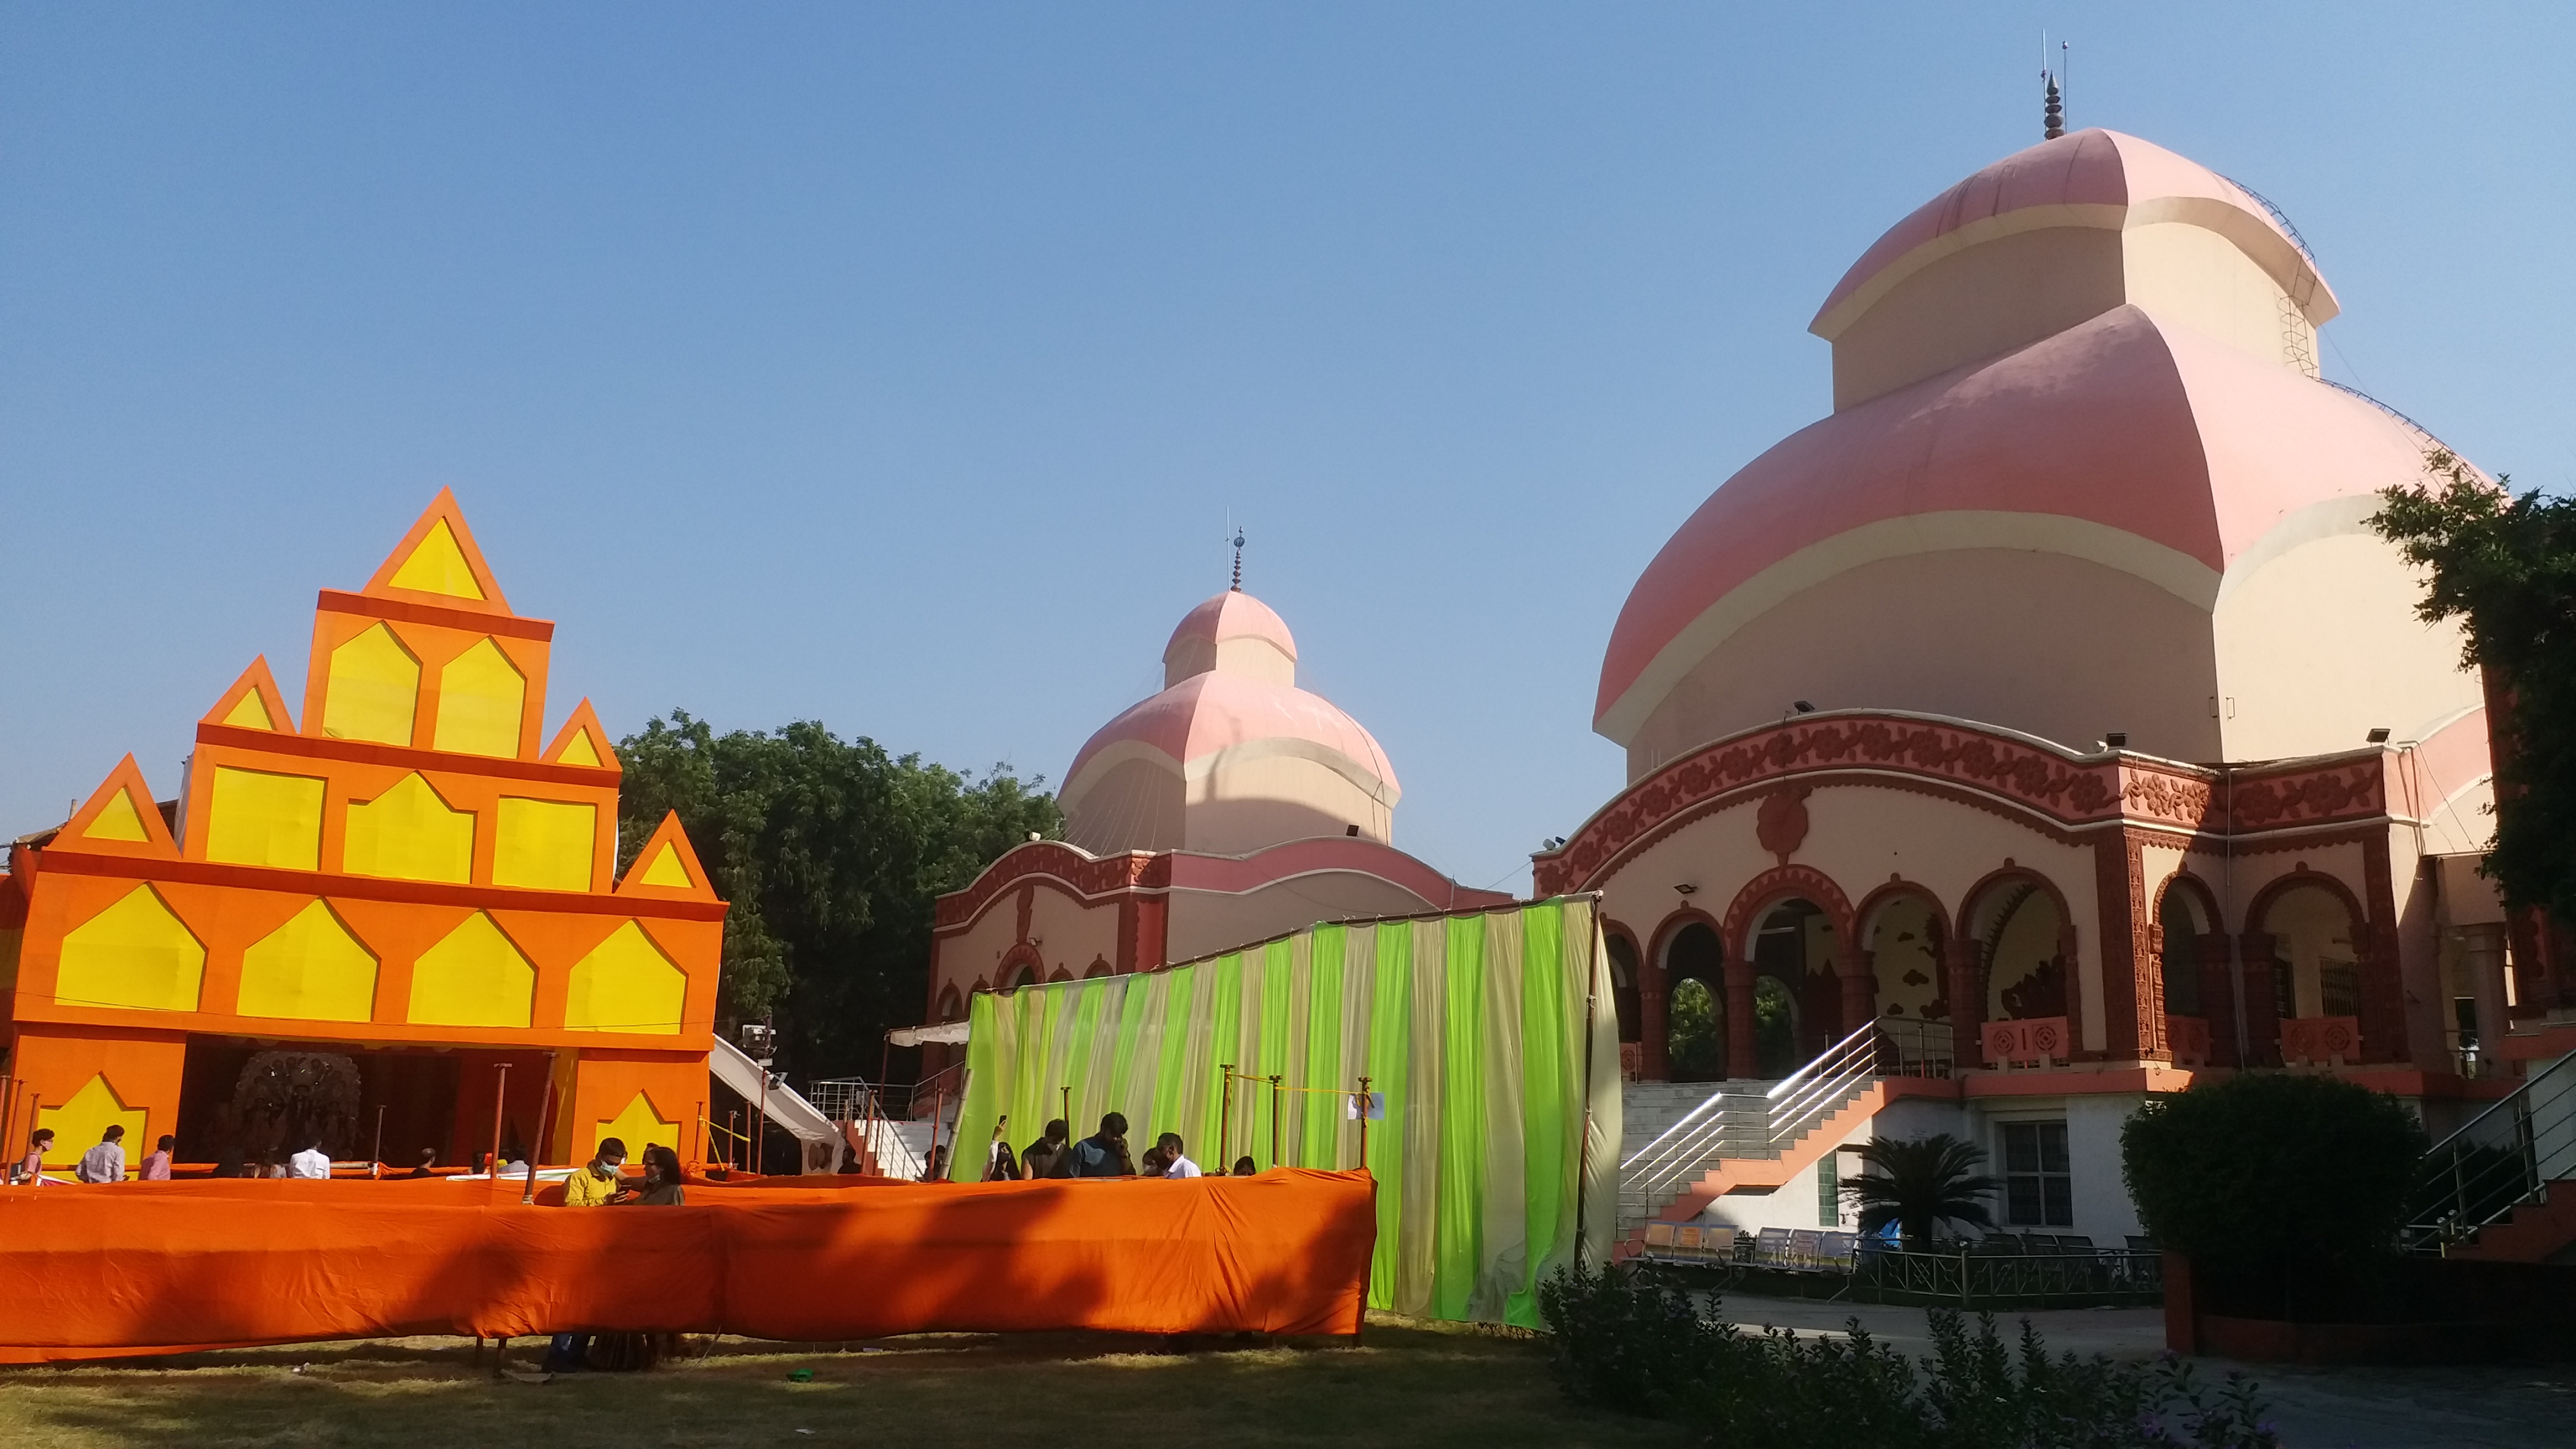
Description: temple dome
xmin=1062 ymin=590 xmax=1399 ymax=856
xmin=1594 ymin=132 xmax=2480 ymax=780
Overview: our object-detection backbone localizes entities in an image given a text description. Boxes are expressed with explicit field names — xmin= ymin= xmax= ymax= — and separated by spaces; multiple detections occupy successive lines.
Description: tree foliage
xmin=2369 ymin=449 xmax=2576 ymax=915
xmin=2120 ymin=1073 xmax=2425 ymax=1315
xmin=614 ymin=711 xmax=1061 ymax=1082
xmin=1841 ymin=1133 xmax=2002 ymax=1252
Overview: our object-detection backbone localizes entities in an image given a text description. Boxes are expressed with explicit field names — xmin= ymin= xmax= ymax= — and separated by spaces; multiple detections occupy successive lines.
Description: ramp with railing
xmin=2407 ymin=1049 xmax=2576 ymax=1259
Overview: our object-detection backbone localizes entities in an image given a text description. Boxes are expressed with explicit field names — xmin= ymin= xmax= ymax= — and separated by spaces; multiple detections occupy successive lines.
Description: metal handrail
xmin=1622 ymin=1021 xmax=1888 ymax=1210
xmin=2405 ymin=1049 xmax=2576 ymax=1251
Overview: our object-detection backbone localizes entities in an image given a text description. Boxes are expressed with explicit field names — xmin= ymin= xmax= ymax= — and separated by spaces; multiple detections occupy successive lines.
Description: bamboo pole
xmin=487 ymin=1063 xmax=511 ymax=1180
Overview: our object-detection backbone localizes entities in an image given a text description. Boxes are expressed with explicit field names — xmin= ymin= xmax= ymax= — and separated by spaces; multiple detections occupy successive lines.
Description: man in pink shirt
xmin=139 ymin=1134 xmax=176 ymax=1181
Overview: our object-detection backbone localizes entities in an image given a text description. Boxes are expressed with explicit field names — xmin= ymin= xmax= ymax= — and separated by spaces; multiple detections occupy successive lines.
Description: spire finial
xmin=2042 ymin=39 xmax=2068 ymax=140
xmin=1230 ymin=527 xmax=1245 ymax=591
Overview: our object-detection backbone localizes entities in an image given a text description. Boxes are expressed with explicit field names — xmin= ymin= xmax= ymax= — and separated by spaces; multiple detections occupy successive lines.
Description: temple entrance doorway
xmin=1663 ymin=921 xmax=1726 ymax=1082
xmin=1750 ymin=900 xmax=1831 ymax=1073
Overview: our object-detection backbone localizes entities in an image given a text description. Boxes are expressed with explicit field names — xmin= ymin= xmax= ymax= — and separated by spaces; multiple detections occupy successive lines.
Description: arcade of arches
xmin=1607 ymin=862 xmax=2390 ymax=1083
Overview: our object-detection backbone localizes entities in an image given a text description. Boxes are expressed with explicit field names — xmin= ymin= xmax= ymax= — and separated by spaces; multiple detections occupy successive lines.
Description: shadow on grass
xmin=0 ymin=1318 xmax=1687 ymax=1449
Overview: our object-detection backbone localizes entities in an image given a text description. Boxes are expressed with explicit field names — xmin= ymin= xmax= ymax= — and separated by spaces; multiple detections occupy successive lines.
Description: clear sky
xmin=2 ymin=3 xmax=2568 ymax=896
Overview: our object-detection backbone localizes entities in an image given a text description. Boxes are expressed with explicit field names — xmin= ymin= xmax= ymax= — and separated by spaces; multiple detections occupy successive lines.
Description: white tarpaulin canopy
xmin=886 ymin=1020 xmax=972 ymax=1048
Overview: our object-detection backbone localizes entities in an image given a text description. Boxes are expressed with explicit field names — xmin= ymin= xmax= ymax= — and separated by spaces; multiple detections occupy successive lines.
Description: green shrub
xmin=2120 ymin=1073 xmax=2427 ymax=1315
xmin=1536 ymin=1265 xmax=2281 ymax=1447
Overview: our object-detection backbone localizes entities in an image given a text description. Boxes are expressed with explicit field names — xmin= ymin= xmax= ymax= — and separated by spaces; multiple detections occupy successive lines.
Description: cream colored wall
xmin=1062 ymin=755 xmax=1185 ymax=855
xmin=1164 ymin=634 xmax=1295 ymax=688
xmin=2213 ymin=505 xmax=2483 ymax=762
xmin=932 ymin=883 xmax=1123 ymax=1003
xmin=1863 ymin=897 xmax=1941 ymax=1020
xmin=1830 ymin=226 xmax=2126 ymax=410
xmin=1184 ymin=752 xmax=1390 ymax=854
xmin=2123 ymin=222 xmax=2312 ymax=375
xmin=1987 ymin=890 xmax=2068 ymax=1020
xmin=1628 ymin=548 xmax=2221 ymax=778
xmin=1165 ymin=872 xmax=1436 ymax=964
xmin=1598 ymin=783 xmax=2106 ymax=1050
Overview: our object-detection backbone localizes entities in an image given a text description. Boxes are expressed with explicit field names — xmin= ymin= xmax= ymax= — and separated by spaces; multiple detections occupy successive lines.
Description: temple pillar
xmin=1640 ymin=958 xmax=1670 ymax=1082
xmin=1943 ymin=936 xmax=1982 ymax=1072
xmin=1724 ymin=958 xmax=1758 ymax=1080
xmin=2238 ymin=931 xmax=2283 ymax=1067
xmin=2194 ymin=932 xmax=2241 ymax=1068
xmin=1835 ymin=946 xmax=1876 ymax=1043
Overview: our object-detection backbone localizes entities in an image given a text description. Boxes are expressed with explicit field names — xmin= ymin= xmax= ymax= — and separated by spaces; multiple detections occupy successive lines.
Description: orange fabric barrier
xmin=0 ymin=1169 xmax=1373 ymax=1361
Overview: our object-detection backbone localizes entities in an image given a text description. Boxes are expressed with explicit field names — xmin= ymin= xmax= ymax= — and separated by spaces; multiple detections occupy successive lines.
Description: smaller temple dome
xmin=1063 ymin=590 xmax=1399 ymax=856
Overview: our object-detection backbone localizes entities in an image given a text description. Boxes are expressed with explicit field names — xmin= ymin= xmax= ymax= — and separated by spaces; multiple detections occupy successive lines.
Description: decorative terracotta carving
xmin=1755 ymin=784 xmax=1812 ymax=864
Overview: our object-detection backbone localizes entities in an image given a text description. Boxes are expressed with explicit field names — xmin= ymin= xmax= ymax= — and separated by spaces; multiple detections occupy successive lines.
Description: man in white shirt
xmin=287 ymin=1139 xmax=333 ymax=1179
xmin=1156 ymin=1131 xmax=1203 ymax=1180
xmin=75 ymin=1125 xmax=128 ymax=1183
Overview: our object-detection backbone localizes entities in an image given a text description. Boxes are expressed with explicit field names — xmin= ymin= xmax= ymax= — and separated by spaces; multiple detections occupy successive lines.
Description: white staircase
xmin=1616 ymin=1022 xmax=1888 ymax=1234
xmin=708 ymin=1036 xmax=846 ymax=1173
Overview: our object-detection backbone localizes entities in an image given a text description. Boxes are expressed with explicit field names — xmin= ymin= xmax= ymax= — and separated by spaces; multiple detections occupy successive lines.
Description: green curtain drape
xmin=956 ymin=896 xmax=1619 ymax=1327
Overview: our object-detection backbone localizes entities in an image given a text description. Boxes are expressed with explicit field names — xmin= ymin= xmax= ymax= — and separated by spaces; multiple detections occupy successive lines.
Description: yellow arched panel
xmin=238 ymin=900 xmax=378 ymax=1022
xmin=594 ymin=1090 xmax=679 ymax=1159
xmin=434 ymin=638 xmax=524 ymax=759
xmin=81 ymin=790 xmax=150 ymax=842
xmin=324 ymin=623 xmax=420 ymax=745
xmin=388 ymin=518 xmax=486 ymax=600
xmin=638 ymin=844 xmax=693 ymax=889
xmin=56 ymin=884 xmax=205 ymax=1012
xmin=35 ymin=1074 xmax=149 ymax=1171
xmin=222 ymin=689 xmax=274 ymax=730
xmin=204 ymin=767 xmax=325 ymax=870
xmin=342 ymin=773 xmax=475 ymax=884
xmin=566 ymin=921 xmax=685 ymax=1034
xmin=407 ymin=912 xmax=533 ymax=1028
xmin=493 ymin=798 xmax=595 ymax=892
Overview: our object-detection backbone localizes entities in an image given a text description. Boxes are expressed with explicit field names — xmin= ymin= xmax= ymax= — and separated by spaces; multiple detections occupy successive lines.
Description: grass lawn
xmin=0 ymin=1316 xmax=1689 ymax=1448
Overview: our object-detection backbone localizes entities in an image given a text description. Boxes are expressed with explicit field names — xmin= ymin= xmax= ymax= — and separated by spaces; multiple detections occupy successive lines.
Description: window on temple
xmin=2002 ymin=1120 xmax=2072 ymax=1227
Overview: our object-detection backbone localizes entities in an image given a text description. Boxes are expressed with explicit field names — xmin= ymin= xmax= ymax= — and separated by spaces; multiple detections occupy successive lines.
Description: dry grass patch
xmin=0 ymin=1316 xmax=1687 ymax=1448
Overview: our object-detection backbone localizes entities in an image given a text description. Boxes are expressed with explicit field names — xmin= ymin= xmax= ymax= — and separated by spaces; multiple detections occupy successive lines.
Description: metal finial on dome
xmin=2043 ymin=74 xmax=2064 ymax=140
xmin=1230 ymin=527 xmax=1246 ymax=591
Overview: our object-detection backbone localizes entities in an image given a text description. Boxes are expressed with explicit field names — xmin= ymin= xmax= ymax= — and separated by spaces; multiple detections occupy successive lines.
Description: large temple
xmin=1535 ymin=128 xmax=2555 ymax=1245
xmin=0 ymin=495 xmax=723 ymax=1172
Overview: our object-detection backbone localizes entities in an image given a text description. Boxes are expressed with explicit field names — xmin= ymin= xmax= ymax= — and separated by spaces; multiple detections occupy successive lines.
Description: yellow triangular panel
xmin=221 ymin=689 xmax=275 ymax=729
xmin=81 ymin=790 xmax=151 ymax=843
xmin=238 ymin=900 xmax=379 ymax=1022
xmin=407 ymin=912 xmax=534 ymax=1029
xmin=35 ymin=1075 xmax=149 ymax=1172
xmin=566 ymin=921 xmax=686 ymax=1034
xmin=593 ymin=1091 xmax=679 ymax=1161
xmin=639 ymin=845 xmax=692 ymax=889
xmin=558 ymin=730 xmax=602 ymax=768
xmin=387 ymin=518 xmax=486 ymax=600
xmin=56 ymin=884 xmax=205 ymax=1012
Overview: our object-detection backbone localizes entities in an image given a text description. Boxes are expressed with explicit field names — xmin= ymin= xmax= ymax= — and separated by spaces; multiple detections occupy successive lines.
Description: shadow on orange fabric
xmin=0 ymin=1168 xmax=1375 ymax=1361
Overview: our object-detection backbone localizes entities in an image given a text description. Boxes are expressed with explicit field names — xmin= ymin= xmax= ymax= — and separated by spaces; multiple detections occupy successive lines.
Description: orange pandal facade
xmin=1 ymin=491 xmax=726 ymax=1176
xmin=0 ymin=1172 xmax=1375 ymax=1360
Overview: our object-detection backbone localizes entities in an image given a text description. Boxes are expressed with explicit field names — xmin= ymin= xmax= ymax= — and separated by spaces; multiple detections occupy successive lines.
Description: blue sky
xmin=2 ymin=3 xmax=2568 ymax=896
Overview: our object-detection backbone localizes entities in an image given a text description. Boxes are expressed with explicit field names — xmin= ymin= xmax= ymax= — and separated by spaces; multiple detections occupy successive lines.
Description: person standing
xmin=1157 ymin=1133 xmax=1203 ymax=1179
xmin=16 ymin=1128 xmax=55 ymax=1185
xmin=139 ymin=1135 xmax=176 ymax=1181
xmin=75 ymin=1125 xmax=127 ymax=1183
xmin=287 ymin=1139 xmax=332 ymax=1179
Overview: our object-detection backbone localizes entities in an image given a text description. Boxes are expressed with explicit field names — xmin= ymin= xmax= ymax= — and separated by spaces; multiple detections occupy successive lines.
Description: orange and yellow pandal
xmin=0 ymin=493 xmax=724 ymax=1176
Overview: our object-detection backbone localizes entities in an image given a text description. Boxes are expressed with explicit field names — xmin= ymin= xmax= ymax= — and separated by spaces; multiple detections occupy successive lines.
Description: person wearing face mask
xmin=543 ymin=1138 xmax=629 ymax=1372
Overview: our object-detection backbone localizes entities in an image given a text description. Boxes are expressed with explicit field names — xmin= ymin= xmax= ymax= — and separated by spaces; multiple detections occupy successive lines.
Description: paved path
xmin=1713 ymin=1292 xmax=2576 ymax=1449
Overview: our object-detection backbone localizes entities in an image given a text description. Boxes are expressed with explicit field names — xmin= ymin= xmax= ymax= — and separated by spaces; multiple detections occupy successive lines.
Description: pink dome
xmin=1594 ymin=304 xmax=2427 ymax=731
xmin=1066 ymin=669 xmax=1399 ymax=795
xmin=1813 ymin=129 xmax=2335 ymax=337
xmin=1164 ymin=590 xmax=1298 ymax=671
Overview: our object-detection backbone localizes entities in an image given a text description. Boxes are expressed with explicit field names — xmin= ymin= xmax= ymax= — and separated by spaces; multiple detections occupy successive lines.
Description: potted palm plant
xmin=1841 ymin=1133 xmax=2002 ymax=1252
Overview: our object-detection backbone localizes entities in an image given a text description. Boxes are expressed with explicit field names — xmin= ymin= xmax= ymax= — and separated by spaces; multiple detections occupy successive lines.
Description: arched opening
xmin=1605 ymin=932 xmax=1642 ymax=1045
xmin=1008 ymin=964 xmax=1039 ymax=990
xmin=1663 ymin=922 xmax=1725 ymax=1082
xmin=2258 ymin=883 xmax=2360 ymax=1024
xmin=1750 ymin=899 xmax=1834 ymax=1068
xmin=1972 ymin=882 xmax=2069 ymax=1023
xmin=2158 ymin=882 xmax=2212 ymax=1020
